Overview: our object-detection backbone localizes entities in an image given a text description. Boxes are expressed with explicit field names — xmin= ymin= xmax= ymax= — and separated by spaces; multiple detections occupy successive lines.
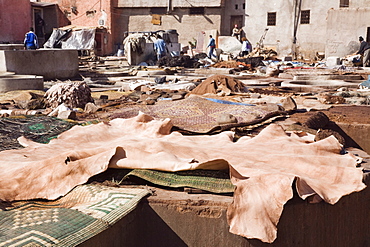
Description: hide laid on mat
xmin=0 ymin=113 xmax=365 ymax=243
xmin=108 ymin=95 xmax=284 ymax=133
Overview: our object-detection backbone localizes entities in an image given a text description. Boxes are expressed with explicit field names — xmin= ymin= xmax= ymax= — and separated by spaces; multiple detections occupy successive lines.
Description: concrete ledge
xmin=0 ymin=44 xmax=24 ymax=51
xmin=0 ymin=49 xmax=79 ymax=80
xmin=0 ymin=74 xmax=43 ymax=93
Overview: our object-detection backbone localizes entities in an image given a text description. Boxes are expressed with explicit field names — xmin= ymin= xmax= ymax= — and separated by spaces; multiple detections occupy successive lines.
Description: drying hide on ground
xmin=190 ymin=75 xmax=247 ymax=96
xmin=0 ymin=113 xmax=365 ymax=243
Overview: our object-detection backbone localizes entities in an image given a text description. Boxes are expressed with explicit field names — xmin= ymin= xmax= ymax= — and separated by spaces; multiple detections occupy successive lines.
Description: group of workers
xmin=207 ymin=24 xmax=251 ymax=60
xmin=24 ymin=23 xmax=370 ymax=67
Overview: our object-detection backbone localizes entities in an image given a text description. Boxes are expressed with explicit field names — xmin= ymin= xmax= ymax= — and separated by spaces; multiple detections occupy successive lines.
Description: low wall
xmin=0 ymin=49 xmax=79 ymax=80
xmin=79 ymin=174 xmax=370 ymax=247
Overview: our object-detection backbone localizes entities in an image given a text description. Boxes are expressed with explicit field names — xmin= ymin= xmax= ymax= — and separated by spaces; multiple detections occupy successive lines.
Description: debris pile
xmin=157 ymin=55 xmax=201 ymax=68
xmin=45 ymin=81 xmax=94 ymax=109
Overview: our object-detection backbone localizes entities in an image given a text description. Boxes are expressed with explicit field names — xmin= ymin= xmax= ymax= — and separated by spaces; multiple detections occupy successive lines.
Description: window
xmin=86 ymin=10 xmax=96 ymax=17
xmin=340 ymin=0 xmax=349 ymax=7
xmin=150 ymin=7 xmax=167 ymax=15
xmin=267 ymin=12 xmax=276 ymax=26
xmin=189 ymin=7 xmax=205 ymax=15
xmin=300 ymin=10 xmax=310 ymax=24
xmin=243 ymin=3 xmax=245 ymax=9
xmin=235 ymin=4 xmax=238 ymax=10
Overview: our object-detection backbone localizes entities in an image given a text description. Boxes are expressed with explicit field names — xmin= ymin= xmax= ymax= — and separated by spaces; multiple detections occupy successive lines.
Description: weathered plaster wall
xmin=222 ymin=0 xmax=245 ymax=36
xmin=326 ymin=8 xmax=370 ymax=58
xmin=117 ymin=0 xmax=222 ymax=8
xmin=47 ymin=0 xmax=115 ymax=55
xmin=245 ymin=0 xmax=338 ymax=59
xmin=349 ymin=0 xmax=370 ymax=8
xmin=113 ymin=8 xmax=222 ymax=47
xmin=0 ymin=0 xmax=31 ymax=43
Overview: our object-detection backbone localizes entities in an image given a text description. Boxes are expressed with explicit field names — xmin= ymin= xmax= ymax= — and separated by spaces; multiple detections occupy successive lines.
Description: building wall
xmin=116 ymin=0 xmax=222 ymax=8
xmin=245 ymin=0 xmax=338 ymax=59
xmin=326 ymin=7 xmax=370 ymax=58
xmin=222 ymin=0 xmax=246 ymax=36
xmin=349 ymin=0 xmax=370 ymax=8
xmin=46 ymin=0 xmax=115 ymax=55
xmin=113 ymin=7 xmax=223 ymax=48
xmin=0 ymin=0 xmax=32 ymax=43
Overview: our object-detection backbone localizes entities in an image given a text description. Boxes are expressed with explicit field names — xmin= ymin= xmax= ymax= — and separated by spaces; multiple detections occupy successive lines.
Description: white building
xmin=245 ymin=0 xmax=370 ymax=60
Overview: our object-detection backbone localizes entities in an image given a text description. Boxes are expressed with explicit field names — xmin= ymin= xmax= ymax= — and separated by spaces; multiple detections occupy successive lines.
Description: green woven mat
xmin=0 ymin=115 xmax=76 ymax=151
xmin=125 ymin=169 xmax=235 ymax=194
xmin=0 ymin=184 xmax=150 ymax=247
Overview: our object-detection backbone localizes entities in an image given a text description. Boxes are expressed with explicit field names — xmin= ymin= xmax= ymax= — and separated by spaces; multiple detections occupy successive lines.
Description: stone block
xmin=326 ymin=57 xmax=341 ymax=67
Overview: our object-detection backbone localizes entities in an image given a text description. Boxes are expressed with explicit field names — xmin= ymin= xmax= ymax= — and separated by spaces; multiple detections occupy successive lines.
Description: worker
xmin=154 ymin=34 xmax=167 ymax=61
xmin=232 ymin=24 xmax=241 ymax=41
xmin=241 ymin=37 xmax=252 ymax=57
xmin=207 ymin=35 xmax=217 ymax=59
xmin=24 ymin=27 xmax=39 ymax=50
xmin=357 ymin=36 xmax=370 ymax=67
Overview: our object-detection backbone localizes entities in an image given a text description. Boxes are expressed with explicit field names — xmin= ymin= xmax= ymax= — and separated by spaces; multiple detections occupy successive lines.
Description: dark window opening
xmin=340 ymin=0 xmax=349 ymax=7
xmin=189 ymin=7 xmax=205 ymax=15
xmin=243 ymin=3 xmax=245 ymax=9
xmin=235 ymin=4 xmax=238 ymax=10
xmin=86 ymin=10 xmax=96 ymax=17
xmin=366 ymin=27 xmax=370 ymax=43
xmin=267 ymin=12 xmax=276 ymax=26
xmin=300 ymin=10 xmax=310 ymax=24
xmin=150 ymin=7 xmax=167 ymax=15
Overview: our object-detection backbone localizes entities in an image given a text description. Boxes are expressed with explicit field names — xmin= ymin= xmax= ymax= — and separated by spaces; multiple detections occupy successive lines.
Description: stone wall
xmin=326 ymin=8 xmax=370 ymax=58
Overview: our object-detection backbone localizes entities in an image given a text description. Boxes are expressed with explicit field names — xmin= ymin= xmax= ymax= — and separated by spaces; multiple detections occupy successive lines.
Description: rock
xmin=280 ymin=96 xmax=297 ymax=112
xmin=319 ymin=94 xmax=346 ymax=104
xmin=57 ymin=110 xmax=77 ymax=120
xmin=216 ymin=114 xmax=238 ymax=124
xmin=315 ymin=129 xmax=345 ymax=146
xmin=250 ymin=93 xmax=261 ymax=99
xmin=144 ymin=99 xmax=156 ymax=105
xmin=84 ymin=102 xmax=99 ymax=114
xmin=303 ymin=112 xmax=330 ymax=130
xmin=16 ymin=98 xmax=45 ymax=110
xmin=172 ymin=94 xmax=184 ymax=101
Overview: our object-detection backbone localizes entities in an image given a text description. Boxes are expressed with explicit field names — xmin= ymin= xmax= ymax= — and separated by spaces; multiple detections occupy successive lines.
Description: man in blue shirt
xmin=24 ymin=27 xmax=39 ymax=50
xmin=154 ymin=34 xmax=167 ymax=61
xmin=207 ymin=35 xmax=216 ymax=59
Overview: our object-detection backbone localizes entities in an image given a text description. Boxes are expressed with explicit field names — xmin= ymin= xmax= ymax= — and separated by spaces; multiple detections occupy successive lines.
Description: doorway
xmin=33 ymin=8 xmax=45 ymax=45
xmin=366 ymin=27 xmax=370 ymax=43
xmin=230 ymin=15 xmax=244 ymax=39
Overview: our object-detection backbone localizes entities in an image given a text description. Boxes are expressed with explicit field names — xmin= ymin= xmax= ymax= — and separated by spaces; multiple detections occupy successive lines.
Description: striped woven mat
xmin=0 ymin=184 xmax=150 ymax=247
xmin=125 ymin=169 xmax=235 ymax=194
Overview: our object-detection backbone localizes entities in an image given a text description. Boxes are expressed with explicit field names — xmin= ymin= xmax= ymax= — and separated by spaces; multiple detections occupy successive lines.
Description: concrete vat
xmin=0 ymin=49 xmax=79 ymax=80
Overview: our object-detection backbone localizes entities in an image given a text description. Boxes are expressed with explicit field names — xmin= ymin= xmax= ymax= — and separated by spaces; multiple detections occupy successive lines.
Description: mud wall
xmin=0 ymin=0 xmax=31 ymax=43
xmin=326 ymin=8 xmax=370 ymax=58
